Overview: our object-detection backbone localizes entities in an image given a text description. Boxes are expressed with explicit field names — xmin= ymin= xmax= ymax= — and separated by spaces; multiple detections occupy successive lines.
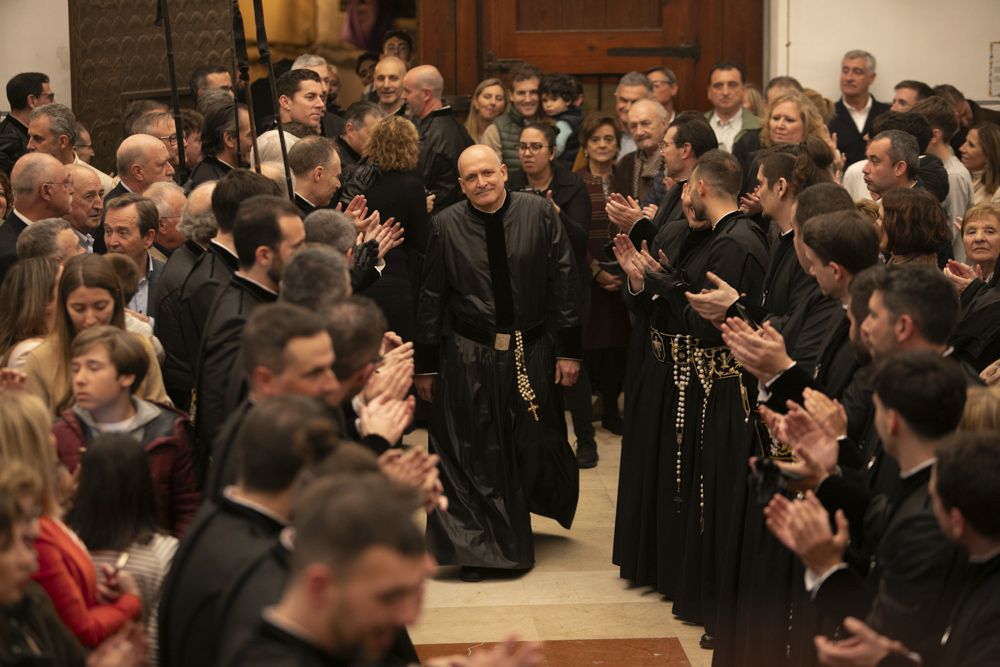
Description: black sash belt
xmin=451 ymin=318 xmax=547 ymax=351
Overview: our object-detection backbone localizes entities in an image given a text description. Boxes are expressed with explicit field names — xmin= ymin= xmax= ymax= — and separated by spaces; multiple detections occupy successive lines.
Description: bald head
xmin=178 ymin=181 xmax=218 ymax=246
xmin=374 ymin=57 xmax=407 ymax=112
xmin=457 ymin=145 xmax=506 ymax=212
xmin=402 ymin=65 xmax=444 ymax=120
xmin=64 ymin=164 xmax=104 ymax=234
xmin=10 ymin=153 xmax=72 ymax=219
xmin=116 ymin=134 xmax=175 ymax=193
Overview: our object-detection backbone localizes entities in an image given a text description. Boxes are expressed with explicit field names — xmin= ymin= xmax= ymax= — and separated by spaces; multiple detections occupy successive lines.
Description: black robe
xmin=933 ymin=553 xmax=1000 ymax=666
xmin=193 ymin=274 xmax=277 ymax=472
xmin=0 ymin=209 xmax=27 ymax=284
xmin=415 ymin=191 xmax=581 ymax=569
xmin=416 ymin=106 xmax=474 ymax=213
xmin=154 ymin=240 xmax=205 ymax=410
xmin=0 ymin=113 xmax=28 ymax=176
xmin=187 ymin=155 xmax=232 ymax=189
xmin=951 ymin=275 xmax=1000 ymax=372
xmin=179 ymin=241 xmax=239 ymax=386
xmin=158 ymin=496 xmax=284 ymax=667
xmin=216 ymin=538 xmax=419 ymax=667
xmin=613 ymin=217 xmax=711 ymax=597
xmin=223 ymin=616 xmax=362 ymax=667
xmin=626 ymin=179 xmax=688 ymax=250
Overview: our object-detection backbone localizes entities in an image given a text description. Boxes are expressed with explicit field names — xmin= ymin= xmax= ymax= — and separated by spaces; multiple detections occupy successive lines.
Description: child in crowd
xmin=539 ymin=72 xmax=583 ymax=170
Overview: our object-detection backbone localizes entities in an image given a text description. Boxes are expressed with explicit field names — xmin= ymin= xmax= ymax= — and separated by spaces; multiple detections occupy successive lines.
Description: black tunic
xmin=222 ymin=616 xmax=360 ymax=667
xmin=0 ymin=210 xmax=27 ymax=284
xmin=933 ymin=553 xmax=1000 ymax=666
xmin=158 ymin=496 xmax=284 ymax=667
xmin=187 ymin=155 xmax=233 ymax=189
xmin=415 ymin=191 xmax=581 ymax=569
xmin=178 ymin=241 xmax=240 ymax=368
xmin=193 ymin=274 xmax=277 ymax=469
xmin=416 ymin=106 xmax=474 ymax=213
xmin=951 ymin=276 xmax=1000 ymax=372
xmin=154 ymin=240 xmax=206 ymax=410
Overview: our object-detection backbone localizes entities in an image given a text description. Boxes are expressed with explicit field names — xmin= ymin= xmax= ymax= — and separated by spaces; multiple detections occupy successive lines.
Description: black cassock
xmin=415 ymin=191 xmax=582 ymax=570
xmin=932 ymin=552 xmax=1000 ymax=666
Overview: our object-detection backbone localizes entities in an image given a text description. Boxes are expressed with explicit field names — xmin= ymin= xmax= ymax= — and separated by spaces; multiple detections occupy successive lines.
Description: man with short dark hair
xmin=179 ymin=170 xmax=279 ymax=367
xmin=188 ymin=101 xmax=253 ymax=187
xmin=274 ymin=69 xmax=326 ymax=135
xmin=336 ymin=101 xmax=382 ymax=183
xmin=382 ymin=29 xmax=414 ymax=64
xmin=933 ymin=83 xmax=1000 ymax=155
xmin=193 ymin=195 xmax=305 ymax=460
xmin=158 ymin=395 xmax=336 ymax=667
xmin=481 ymin=63 xmax=542 ymax=175
xmin=890 ymin=79 xmax=934 ymax=112
xmin=0 ymin=72 xmax=51 ymax=175
xmin=287 ymin=136 xmax=341 ymax=216
xmin=15 ymin=217 xmax=82 ymax=263
xmin=104 ymin=193 xmax=165 ymax=319
xmin=0 ymin=152 xmax=73 ymax=282
xmin=189 ymin=64 xmax=233 ymax=100
xmin=704 ymin=61 xmax=761 ymax=153
xmin=828 ymin=50 xmax=892 ymax=166
xmin=291 ymin=54 xmax=346 ymax=140
xmin=862 ymin=129 xmax=919 ymax=196
xmin=841 ymin=111 xmax=934 ymax=201
xmin=402 ymin=64 xmax=474 ymax=212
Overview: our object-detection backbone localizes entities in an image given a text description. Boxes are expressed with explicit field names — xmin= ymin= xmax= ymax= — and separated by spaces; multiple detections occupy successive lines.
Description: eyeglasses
xmin=157 ymin=134 xmax=179 ymax=146
xmin=34 ymin=92 xmax=55 ymax=103
xmin=74 ymin=143 xmax=92 ymax=149
xmin=518 ymin=142 xmax=549 ymax=154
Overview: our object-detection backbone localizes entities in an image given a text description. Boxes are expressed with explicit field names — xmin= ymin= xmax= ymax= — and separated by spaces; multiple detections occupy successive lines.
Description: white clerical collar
xmin=11 ymin=208 xmax=33 ymax=226
xmin=969 ymin=545 xmax=1000 ymax=564
xmin=296 ymin=191 xmax=317 ymax=207
xmin=712 ymin=209 xmax=741 ymax=230
xmin=235 ymin=271 xmax=279 ymax=296
xmin=223 ymin=486 xmax=288 ymax=525
xmin=210 ymin=239 xmax=239 ymax=260
xmin=900 ymin=456 xmax=936 ymax=480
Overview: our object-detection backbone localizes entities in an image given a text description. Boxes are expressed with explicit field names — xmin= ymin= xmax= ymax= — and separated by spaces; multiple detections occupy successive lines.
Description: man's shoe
xmin=601 ymin=414 xmax=623 ymax=436
xmin=459 ymin=566 xmax=485 ymax=582
xmin=576 ymin=441 xmax=599 ymax=468
xmin=699 ymin=633 xmax=715 ymax=649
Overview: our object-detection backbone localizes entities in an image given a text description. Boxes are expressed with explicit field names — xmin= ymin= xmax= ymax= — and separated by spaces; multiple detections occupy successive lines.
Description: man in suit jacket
xmin=703 ymin=60 xmax=763 ymax=153
xmin=0 ymin=152 xmax=73 ymax=282
xmin=827 ymin=50 xmax=892 ymax=167
xmin=102 ymin=194 xmax=165 ymax=320
xmin=766 ymin=351 xmax=968 ymax=656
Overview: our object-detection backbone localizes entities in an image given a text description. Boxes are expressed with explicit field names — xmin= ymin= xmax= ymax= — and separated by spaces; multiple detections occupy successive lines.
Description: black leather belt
xmin=451 ymin=318 xmax=548 ymax=351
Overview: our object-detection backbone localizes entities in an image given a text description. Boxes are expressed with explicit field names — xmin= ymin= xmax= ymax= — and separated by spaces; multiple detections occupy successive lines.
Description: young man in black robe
xmin=809 ymin=431 xmax=1000 ymax=666
xmin=613 ymin=150 xmax=768 ymax=637
xmin=414 ymin=145 xmax=582 ymax=582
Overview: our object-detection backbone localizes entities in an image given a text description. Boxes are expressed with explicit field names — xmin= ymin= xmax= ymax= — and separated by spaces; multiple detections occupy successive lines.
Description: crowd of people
xmin=0 ymin=25 xmax=999 ymax=667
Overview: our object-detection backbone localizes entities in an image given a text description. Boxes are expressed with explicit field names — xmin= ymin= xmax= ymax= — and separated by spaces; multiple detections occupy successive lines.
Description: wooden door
xmin=419 ymin=0 xmax=763 ymax=115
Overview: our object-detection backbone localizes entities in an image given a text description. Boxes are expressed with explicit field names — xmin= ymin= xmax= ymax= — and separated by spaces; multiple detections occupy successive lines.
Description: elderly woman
xmin=465 ymin=78 xmax=507 ymax=143
xmin=960 ymin=202 xmax=1000 ymax=281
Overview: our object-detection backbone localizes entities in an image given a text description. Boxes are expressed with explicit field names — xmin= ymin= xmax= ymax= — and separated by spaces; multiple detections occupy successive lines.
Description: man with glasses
xmin=646 ymin=67 xmax=679 ymax=124
xmin=1 ymin=72 xmax=53 ymax=176
xmin=0 ymin=152 xmax=73 ymax=282
xmin=26 ymin=103 xmax=115 ymax=195
xmin=133 ymin=111 xmax=182 ymax=172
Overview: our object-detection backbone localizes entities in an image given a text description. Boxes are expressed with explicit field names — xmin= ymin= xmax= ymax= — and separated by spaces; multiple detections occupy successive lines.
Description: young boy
xmin=539 ymin=72 xmax=583 ymax=169
xmin=52 ymin=325 xmax=199 ymax=536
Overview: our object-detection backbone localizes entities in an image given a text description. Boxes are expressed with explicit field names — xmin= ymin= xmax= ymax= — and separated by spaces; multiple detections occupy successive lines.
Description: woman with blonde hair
xmin=961 ymin=122 xmax=1000 ymax=205
xmin=465 ymin=77 xmax=507 ymax=142
xmin=958 ymin=385 xmax=1000 ymax=430
xmin=0 ymin=391 xmax=143 ymax=648
xmin=350 ymin=115 xmax=428 ymax=340
xmin=0 ymin=257 xmax=60 ymax=369
xmin=22 ymin=253 xmax=168 ymax=416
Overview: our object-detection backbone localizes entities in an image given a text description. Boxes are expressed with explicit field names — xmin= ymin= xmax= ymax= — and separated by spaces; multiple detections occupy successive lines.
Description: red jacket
xmin=53 ymin=400 xmax=201 ymax=537
xmin=31 ymin=517 xmax=142 ymax=648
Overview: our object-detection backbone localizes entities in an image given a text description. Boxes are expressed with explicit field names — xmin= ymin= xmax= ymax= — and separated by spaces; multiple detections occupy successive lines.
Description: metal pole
xmin=155 ymin=0 xmax=188 ymax=182
xmin=251 ymin=0 xmax=295 ymax=200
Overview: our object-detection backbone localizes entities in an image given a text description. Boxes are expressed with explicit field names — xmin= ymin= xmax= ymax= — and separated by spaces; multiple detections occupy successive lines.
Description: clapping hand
xmin=764 ymin=491 xmax=849 ymax=577
xmin=605 ymin=193 xmax=645 ymax=231
xmin=814 ymin=617 xmax=913 ymax=667
xmin=685 ymin=271 xmax=740 ymax=325
xmin=720 ymin=318 xmax=793 ymax=384
xmin=943 ymin=259 xmax=981 ymax=294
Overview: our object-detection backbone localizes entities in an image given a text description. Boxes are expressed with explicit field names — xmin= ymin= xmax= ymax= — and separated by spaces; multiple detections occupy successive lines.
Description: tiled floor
xmin=408 ymin=424 xmax=712 ymax=667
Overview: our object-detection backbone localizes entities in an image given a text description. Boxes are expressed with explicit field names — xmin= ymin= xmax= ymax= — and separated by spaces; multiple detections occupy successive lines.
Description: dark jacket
xmin=154 ymin=240 xmax=206 ymax=409
xmin=0 ymin=113 xmax=28 ymax=176
xmin=416 ymin=106 xmax=474 ymax=213
xmin=178 ymin=241 xmax=240 ymax=374
xmin=158 ymin=495 xmax=284 ymax=667
xmin=335 ymin=136 xmax=362 ymax=185
xmin=53 ymin=400 xmax=201 ymax=537
xmin=193 ymin=273 xmax=277 ymax=459
xmin=0 ymin=581 xmax=87 ymax=666
xmin=145 ymin=256 xmax=166 ymax=320
xmin=320 ymin=112 xmax=346 ymax=142
xmin=187 ymin=155 xmax=232 ymax=190
xmin=0 ymin=209 xmax=28 ymax=284
xmin=223 ymin=616 xmax=360 ymax=667
xmin=828 ymin=96 xmax=892 ymax=167
xmin=933 ymin=553 xmax=1000 ymax=666
xmin=813 ymin=466 xmax=963 ymax=654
